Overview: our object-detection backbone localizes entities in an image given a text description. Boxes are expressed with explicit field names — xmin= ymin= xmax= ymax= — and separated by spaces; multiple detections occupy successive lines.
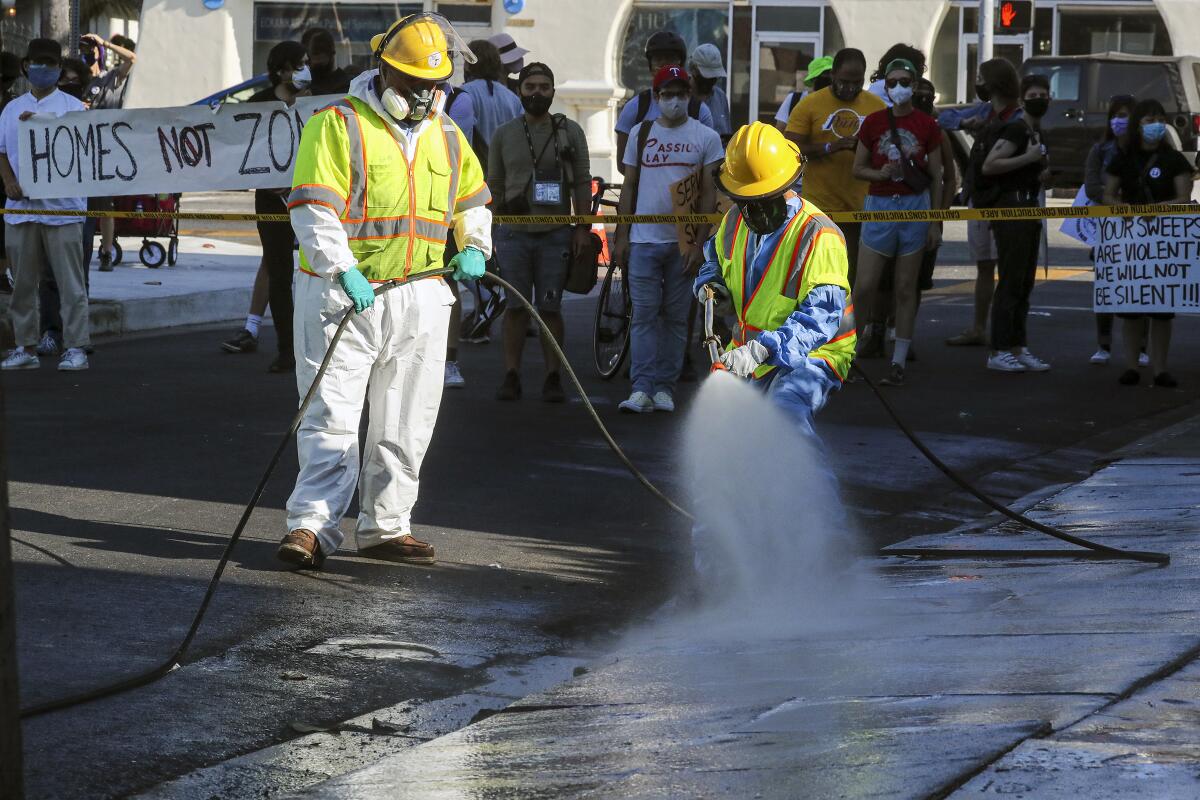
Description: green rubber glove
xmin=449 ymin=246 xmax=486 ymax=282
xmin=337 ymin=267 xmax=375 ymax=313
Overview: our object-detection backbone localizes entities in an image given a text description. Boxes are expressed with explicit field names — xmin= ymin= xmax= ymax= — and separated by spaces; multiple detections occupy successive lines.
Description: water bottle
xmin=887 ymin=145 xmax=903 ymax=182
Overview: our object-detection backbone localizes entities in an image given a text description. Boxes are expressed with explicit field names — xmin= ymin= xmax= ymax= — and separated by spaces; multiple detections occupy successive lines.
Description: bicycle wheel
xmin=593 ymin=260 xmax=631 ymax=379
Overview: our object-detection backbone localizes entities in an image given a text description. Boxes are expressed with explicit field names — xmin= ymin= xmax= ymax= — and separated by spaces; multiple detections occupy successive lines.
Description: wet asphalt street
xmin=8 ymin=212 xmax=1200 ymax=797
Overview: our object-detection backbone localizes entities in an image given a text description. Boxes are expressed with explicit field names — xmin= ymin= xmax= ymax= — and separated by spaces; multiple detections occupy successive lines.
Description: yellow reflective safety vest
xmin=714 ymin=200 xmax=856 ymax=381
xmin=289 ymin=95 xmax=490 ymax=281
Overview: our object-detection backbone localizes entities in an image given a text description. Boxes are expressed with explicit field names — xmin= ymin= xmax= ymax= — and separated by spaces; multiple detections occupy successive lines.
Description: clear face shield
xmin=373 ymin=12 xmax=476 ymax=123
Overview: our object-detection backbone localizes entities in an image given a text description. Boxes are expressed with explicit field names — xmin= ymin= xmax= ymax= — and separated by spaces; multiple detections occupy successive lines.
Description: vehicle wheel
xmin=167 ymin=237 xmax=178 ymax=266
xmin=141 ymin=240 xmax=167 ymax=268
xmin=112 ymin=240 xmax=123 ymax=265
xmin=593 ymin=260 xmax=631 ymax=379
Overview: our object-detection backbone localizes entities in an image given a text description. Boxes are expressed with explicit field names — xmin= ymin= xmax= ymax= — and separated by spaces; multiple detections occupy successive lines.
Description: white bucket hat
xmin=690 ymin=43 xmax=726 ymax=79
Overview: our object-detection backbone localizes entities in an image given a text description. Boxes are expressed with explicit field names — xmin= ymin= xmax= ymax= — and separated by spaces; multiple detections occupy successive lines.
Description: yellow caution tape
xmin=0 ymin=203 xmax=1195 ymax=225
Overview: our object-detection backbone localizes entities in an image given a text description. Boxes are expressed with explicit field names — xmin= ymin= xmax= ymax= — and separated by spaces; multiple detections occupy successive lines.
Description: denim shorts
xmin=861 ymin=192 xmax=930 ymax=257
xmin=496 ymin=226 xmax=572 ymax=313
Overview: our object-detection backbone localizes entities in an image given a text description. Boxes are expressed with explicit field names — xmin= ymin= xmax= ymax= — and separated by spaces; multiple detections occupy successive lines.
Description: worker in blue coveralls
xmin=694 ymin=121 xmax=857 ymax=439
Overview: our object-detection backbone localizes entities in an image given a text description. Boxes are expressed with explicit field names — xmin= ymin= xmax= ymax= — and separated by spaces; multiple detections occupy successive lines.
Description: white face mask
xmin=290 ymin=65 xmax=312 ymax=91
xmin=888 ymin=83 xmax=913 ymax=106
xmin=659 ymin=96 xmax=687 ymax=122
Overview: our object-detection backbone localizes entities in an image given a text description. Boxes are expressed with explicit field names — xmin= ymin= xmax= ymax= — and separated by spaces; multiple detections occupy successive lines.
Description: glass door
xmin=751 ymin=36 xmax=819 ymax=124
xmin=959 ymin=35 xmax=1030 ymax=102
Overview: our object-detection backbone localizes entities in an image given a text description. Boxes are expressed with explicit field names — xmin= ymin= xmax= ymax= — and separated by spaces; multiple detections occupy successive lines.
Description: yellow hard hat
xmin=717 ymin=122 xmax=805 ymax=200
xmin=371 ymin=14 xmax=453 ymax=81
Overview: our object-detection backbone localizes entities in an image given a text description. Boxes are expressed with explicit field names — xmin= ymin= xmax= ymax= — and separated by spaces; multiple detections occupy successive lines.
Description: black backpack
xmin=626 ymin=88 xmax=704 ymax=126
xmin=964 ymin=115 xmax=1010 ymax=208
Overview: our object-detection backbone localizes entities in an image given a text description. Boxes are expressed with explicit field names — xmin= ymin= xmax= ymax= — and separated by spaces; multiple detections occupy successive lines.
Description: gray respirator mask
xmin=381 ymin=82 xmax=437 ymax=123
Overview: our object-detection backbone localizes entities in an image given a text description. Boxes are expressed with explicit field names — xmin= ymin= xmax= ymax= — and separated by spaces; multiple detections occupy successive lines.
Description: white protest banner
xmin=1093 ymin=214 xmax=1200 ymax=313
xmin=17 ymin=94 xmax=341 ymax=199
xmin=1059 ymin=185 xmax=1099 ymax=246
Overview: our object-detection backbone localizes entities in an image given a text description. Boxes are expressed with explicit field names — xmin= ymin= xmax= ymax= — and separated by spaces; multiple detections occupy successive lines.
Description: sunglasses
xmin=885 ymin=77 xmax=914 ymax=89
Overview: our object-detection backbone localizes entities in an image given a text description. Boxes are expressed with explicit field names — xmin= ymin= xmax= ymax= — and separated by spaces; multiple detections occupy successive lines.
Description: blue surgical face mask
xmin=26 ymin=64 xmax=61 ymax=90
xmin=1109 ymin=116 xmax=1129 ymax=137
xmin=1141 ymin=121 xmax=1167 ymax=144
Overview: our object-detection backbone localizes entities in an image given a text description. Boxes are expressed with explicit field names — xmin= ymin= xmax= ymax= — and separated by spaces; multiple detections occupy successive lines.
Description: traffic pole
xmin=0 ymin=373 xmax=24 ymax=800
xmin=979 ymin=0 xmax=994 ymax=63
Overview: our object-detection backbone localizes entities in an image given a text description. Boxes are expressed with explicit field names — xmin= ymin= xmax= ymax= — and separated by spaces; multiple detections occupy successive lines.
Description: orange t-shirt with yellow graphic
xmin=785 ymin=86 xmax=885 ymax=213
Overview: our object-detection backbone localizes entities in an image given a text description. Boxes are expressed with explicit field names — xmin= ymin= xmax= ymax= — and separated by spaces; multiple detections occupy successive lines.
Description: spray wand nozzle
xmin=701 ymin=284 xmax=728 ymax=372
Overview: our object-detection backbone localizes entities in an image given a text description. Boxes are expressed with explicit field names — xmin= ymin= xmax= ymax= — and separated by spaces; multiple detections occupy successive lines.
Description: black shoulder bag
xmin=886 ymin=107 xmax=932 ymax=195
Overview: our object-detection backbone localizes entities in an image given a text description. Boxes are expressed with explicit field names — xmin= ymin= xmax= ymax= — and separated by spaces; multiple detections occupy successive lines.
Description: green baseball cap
xmin=885 ymin=57 xmax=917 ymax=77
xmin=804 ymin=56 xmax=833 ymax=86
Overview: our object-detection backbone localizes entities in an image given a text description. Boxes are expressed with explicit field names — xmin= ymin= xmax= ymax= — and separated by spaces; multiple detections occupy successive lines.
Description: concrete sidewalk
xmin=1 ymin=234 xmax=260 ymax=346
xmin=293 ymin=414 xmax=1200 ymax=799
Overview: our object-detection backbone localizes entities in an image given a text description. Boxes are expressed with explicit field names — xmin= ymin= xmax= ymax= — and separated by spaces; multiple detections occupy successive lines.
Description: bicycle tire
xmin=593 ymin=260 xmax=631 ymax=379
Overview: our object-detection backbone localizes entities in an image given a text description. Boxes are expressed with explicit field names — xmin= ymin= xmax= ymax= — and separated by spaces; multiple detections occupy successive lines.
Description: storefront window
xmin=618 ymin=5 xmax=730 ymax=95
xmin=1057 ymin=10 xmax=1170 ymax=57
xmin=253 ymin=2 xmax=421 ymax=77
xmin=1033 ymin=7 xmax=1053 ymax=56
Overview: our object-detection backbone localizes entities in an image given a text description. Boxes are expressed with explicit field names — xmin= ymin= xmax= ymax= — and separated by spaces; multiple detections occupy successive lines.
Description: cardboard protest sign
xmin=670 ymin=169 xmax=702 ymax=254
xmin=1093 ymin=214 xmax=1200 ymax=313
xmin=17 ymin=94 xmax=338 ymax=199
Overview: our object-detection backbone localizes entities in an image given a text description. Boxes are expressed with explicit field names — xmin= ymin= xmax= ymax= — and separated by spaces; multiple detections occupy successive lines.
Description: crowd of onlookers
xmin=2 ymin=25 xmax=1195 ymax=396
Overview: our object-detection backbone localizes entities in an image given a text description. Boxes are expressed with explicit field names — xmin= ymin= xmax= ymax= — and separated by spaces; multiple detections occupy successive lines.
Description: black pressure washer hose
xmin=18 ymin=270 xmax=1165 ymax=719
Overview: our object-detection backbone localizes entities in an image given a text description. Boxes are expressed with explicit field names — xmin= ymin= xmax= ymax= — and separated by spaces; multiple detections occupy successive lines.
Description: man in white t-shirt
xmin=0 ymin=38 xmax=89 ymax=372
xmin=613 ymin=65 xmax=722 ymax=414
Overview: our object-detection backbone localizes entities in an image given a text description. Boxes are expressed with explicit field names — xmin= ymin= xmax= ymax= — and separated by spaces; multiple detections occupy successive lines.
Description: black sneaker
xmin=879 ymin=363 xmax=905 ymax=386
xmin=1154 ymin=372 xmax=1178 ymax=388
xmin=268 ymin=353 xmax=295 ymax=373
xmin=496 ymin=370 xmax=521 ymax=401
xmin=222 ymin=329 xmax=258 ymax=354
xmin=542 ymin=371 xmax=565 ymax=403
xmin=98 ymin=249 xmax=113 ymax=272
xmin=1118 ymin=369 xmax=1140 ymax=386
xmin=858 ymin=328 xmax=885 ymax=359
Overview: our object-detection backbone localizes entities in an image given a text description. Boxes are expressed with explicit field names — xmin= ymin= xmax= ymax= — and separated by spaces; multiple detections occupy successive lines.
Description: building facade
xmin=128 ymin=0 xmax=1200 ymax=179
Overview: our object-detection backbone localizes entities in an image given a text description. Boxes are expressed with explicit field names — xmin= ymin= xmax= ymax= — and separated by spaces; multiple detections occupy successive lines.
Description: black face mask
xmin=521 ymin=93 xmax=553 ymax=117
xmin=1023 ymin=97 xmax=1049 ymax=119
xmin=310 ymin=61 xmax=332 ymax=79
xmin=831 ymin=81 xmax=861 ymax=102
xmin=738 ymin=195 xmax=788 ymax=235
xmin=59 ymin=81 xmax=83 ymax=99
xmin=975 ymin=83 xmax=991 ymax=102
xmin=913 ymin=94 xmax=935 ymax=115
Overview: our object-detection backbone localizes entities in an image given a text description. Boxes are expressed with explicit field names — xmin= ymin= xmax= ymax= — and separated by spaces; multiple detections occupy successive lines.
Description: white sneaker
xmin=1138 ymin=352 xmax=1150 ymax=367
xmin=36 ymin=332 xmax=60 ymax=357
xmin=618 ymin=391 xmax=655 ymax=414
xmin=57 ymin=347 xmax=88 ymax=371
xmin=444 ymin=361 xmax=465 ymax=388
xmin=1089 ymin=349 xmax=1110 ymax=365
xmin=1 ymin=349 xmax=39 ymax=370
xmin=1016 ymin=348 xmax=1050 ymax=372
xmin=987 ymin=351 xmax=1027 ymax=372
xmin=651 ymin=391 xmax=675 ymax=412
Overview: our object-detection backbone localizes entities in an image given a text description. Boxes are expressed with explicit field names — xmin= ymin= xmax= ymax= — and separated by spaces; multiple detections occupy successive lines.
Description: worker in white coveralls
xmin=694 ymin=122 xmax=857 ymax=438
xmin=276 ymin=13 xmax=491 ymax=570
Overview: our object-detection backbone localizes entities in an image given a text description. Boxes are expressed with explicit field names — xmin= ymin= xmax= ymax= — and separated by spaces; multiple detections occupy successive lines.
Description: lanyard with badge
xmin=521 ymin=115 xmax=563 ymax=206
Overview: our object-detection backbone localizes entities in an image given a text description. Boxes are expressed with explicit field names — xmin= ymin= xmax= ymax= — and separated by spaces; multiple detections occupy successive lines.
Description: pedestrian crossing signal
xmin=997 ymin=1 xmax=1033 ymax=33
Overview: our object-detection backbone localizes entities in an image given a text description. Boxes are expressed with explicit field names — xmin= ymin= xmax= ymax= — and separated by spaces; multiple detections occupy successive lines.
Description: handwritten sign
xmin=17 ymin=95 xmax=339 ymax=199
xmin=1094 ymin=214 xmax=1200 ymax=313
xmin=670 ymin=169 xmax=702 ymax=254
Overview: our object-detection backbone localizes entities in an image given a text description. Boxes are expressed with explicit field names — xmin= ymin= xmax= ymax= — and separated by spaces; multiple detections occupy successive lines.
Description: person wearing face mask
xmin=694 ymin=122 xmax=856 ymax=438
xmin=0 ymin=39 xmax=90 ymax=372
xmin=774 ymin=56 xmax=832 ymax=132
xmin=277 ymin=14 xmax=491 ymax=570
xmin=1103 ymin=98 xmax=1193 ymax=388
xmin=488 ymin=63 xmax=593 ymax=402
xmin=462 ymin=39 xmax=523 ymax=174
xmin=785 ymin=48 xmax=885 ymax=289
xmin=614 ymin=65 xmax=722 ymax=414
xmin=1085 ymin=95 xmax=1139 ymax=366
xmin=979 ymin=73 xmax=1053 ymax=375
xmin=867 ymin=43 xmax=926 ymax=109
xmin=220 ymin=41 xmax=312 ymax=372
xmin=301 ymin=28 xmax=350 ymax=95
xmin=851 ymin=58 xmax=944 ymax=387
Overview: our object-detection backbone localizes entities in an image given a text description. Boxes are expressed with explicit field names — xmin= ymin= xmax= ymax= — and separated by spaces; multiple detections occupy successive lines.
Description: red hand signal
xmin=1001 ymin=1 xmax=1017 ymax=27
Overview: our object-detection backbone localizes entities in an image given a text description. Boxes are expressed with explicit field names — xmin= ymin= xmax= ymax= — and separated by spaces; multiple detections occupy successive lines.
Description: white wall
xmin=124 ymin=0 xmax=253 ymax=109
xmin=1154 ymin=0 xmax=1200 ymax=58
xmin=827 ymin=0 xmax=950 ymax=68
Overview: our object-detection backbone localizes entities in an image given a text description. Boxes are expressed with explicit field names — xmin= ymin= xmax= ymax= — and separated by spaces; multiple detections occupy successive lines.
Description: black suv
xmin=1022 ymin=53 xmax=1200 ymax=186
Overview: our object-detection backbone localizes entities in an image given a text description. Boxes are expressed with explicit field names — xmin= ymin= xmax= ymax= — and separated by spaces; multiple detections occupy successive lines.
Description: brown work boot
xmin=277 ymin=529 xmax=326 ymax=569
xmin=359 ymin=534 xmax=436 ymax=565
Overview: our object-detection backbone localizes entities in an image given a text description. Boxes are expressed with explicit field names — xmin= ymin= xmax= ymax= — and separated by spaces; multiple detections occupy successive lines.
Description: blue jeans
xmin=628 ymin=241 xmax=692 ymax=396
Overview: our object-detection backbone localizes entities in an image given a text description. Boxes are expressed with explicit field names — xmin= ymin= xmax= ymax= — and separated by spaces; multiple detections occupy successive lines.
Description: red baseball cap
xmin=652 ymin=64 xmax=690 ymax=91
